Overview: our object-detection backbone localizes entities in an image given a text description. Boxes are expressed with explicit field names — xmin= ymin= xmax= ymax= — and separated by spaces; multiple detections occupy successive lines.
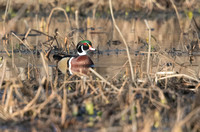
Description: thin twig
xmin=3 ymin=0 xmax=11 ymax=35
xmin=157 ymin=74 xmax=200 ymax=82
xmin=4 ymin=86 xmax=13 ymax=112
xmin=75 ymin=10 xmax=79 ymax=45
xmin=144 ymin=20 xmax=152 ymax=82
xmin=35 ymin=92 xmax=56 ymax=114
xmin=61 ymin=87 xmax=67 ymax=125
xmin=11 ymin=32 xmax=32 ymax=51
xmin=109 ymin=0 xmax=137 ymax=86
xmin=0 ymin=60 xmax=6 ymax=89
xmin=172 ymin=107 xmax=200 ymax=132
xmin=11 ymin=83 xmax=42 ymax=117
xmin=89 ymin=68 xmax=119 ymax=92
xmin=1 ymin=4 xmax=27 ymax=39
xmin=170 ymin=0 xmax=182 ymax=31
xmin=46 ymin=7 xmax=72 ymax=37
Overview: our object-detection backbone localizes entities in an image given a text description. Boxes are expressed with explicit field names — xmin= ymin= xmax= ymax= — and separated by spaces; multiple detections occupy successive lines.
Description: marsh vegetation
xmin=0 ymin=0 xmax=200 ymax=131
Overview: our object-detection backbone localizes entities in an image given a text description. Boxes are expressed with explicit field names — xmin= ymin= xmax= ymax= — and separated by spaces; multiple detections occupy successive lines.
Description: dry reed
xmin=109 ymin=0 xmax=137 ymax=86
xmin=0 ymin=1 xmax=199 ymax=132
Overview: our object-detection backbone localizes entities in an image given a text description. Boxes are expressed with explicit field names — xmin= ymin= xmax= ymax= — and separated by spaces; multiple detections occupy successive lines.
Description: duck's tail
xmin=53 ymin=54 xmax=64 ymax=61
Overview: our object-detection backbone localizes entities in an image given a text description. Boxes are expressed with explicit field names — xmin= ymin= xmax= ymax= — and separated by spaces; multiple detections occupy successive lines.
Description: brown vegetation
xmin=0 ymin=0 xmax=199 ymax=131
xmin=0 ymin=0 xmax=199 ymax=14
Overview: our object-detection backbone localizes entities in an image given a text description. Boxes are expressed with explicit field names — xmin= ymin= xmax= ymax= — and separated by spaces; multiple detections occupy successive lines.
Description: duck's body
xmin=55 ymin=40 xmax=95 ymax=75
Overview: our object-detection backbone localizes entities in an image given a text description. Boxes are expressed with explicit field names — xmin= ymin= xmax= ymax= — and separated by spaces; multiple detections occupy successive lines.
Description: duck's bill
xmin=89 ymin=46 xmax=95 ymax=51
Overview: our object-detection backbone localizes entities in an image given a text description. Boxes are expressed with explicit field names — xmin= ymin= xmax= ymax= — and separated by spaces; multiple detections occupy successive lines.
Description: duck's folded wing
xmin=53 ymin=54 xmax=77 ymax=61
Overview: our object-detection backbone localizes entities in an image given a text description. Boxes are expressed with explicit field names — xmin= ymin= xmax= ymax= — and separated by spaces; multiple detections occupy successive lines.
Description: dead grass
xmin=0 ymin=1 xmax=199 ymax=132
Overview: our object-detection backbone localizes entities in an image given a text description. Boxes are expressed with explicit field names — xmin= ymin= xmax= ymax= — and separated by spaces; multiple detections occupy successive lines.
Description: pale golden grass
xmin=0 ymin=2 xmax=199 ymax=132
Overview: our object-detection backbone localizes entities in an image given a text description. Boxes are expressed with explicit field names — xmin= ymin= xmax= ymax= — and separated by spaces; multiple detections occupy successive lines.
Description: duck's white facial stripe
xmin=68 ymin=57 xmax=74 ymax=75
xmin=78 ymin=46 xmax=87 ymax=56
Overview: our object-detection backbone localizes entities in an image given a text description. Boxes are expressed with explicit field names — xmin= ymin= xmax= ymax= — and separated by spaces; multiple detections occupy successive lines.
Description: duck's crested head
xmin=77 ymin=40 xmax=95 ymax=55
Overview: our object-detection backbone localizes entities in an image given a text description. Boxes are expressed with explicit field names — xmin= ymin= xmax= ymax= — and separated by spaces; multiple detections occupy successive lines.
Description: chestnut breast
xmin=71 ymin=55 xmax=94 ymax=67
xmin=70 ymin=55 xmax=94 ymax=74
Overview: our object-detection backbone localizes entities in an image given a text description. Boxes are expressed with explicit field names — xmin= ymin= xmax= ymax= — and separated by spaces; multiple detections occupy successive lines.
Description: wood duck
xmin=53 ymin=40 xmax=95 ymax=75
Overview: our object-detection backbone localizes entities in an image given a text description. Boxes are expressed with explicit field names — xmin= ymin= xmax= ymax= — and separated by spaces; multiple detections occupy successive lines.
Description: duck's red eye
xmin=83 ymin=43 xmax=87 ymax=46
